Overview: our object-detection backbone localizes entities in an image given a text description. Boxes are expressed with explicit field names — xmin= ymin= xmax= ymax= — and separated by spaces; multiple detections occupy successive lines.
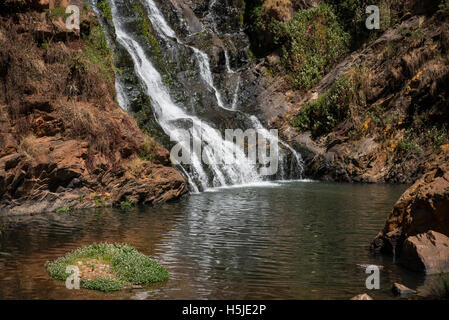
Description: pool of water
xmin=0 ymin=181 xmax=424 ymax=299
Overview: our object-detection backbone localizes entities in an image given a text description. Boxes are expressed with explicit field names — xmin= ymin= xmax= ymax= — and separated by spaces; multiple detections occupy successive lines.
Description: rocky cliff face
xmin=0 ymin=0 xmax=186 ymax=215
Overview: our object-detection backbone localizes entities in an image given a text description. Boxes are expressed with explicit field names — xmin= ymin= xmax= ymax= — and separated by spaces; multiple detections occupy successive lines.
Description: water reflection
xmin=0 ymin=181 xmax=423 ymax=299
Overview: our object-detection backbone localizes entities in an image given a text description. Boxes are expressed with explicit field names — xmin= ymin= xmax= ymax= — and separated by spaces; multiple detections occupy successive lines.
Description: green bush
xmin=97 ymin=0 xmax=112 ymax=21
xmin=273 ymin=4 xmax=350 ymax=90
xmin=293 ymin=75 xmax=353 ymax=136
xmin=45 ymin=243 xmax=169 ymax=292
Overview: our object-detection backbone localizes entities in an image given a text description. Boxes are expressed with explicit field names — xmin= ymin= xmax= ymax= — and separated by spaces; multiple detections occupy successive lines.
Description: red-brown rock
xmin=399 ymin=231 xmax=449 ymax=275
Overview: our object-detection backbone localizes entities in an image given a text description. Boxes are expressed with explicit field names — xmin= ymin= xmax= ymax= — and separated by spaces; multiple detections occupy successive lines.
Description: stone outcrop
xmin=399 ymin=231 xmax=449 ymax=275
xmin=0 ymin=1 xmax=186 ymax=215
xmin=371 ymin=159 xmax=449 ymax=256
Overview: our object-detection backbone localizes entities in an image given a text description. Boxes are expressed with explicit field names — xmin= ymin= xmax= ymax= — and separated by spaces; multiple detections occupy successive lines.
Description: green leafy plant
xmin=97 ymin=0 xmax=112 ymax=21
xmin=120 ymin=196 xmax=133 ymax=211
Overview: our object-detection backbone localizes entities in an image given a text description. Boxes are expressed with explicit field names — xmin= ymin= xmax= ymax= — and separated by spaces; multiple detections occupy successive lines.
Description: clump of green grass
xmin=80 ymin=24 xmax=115 ymax=87
xmin=56 ymin=206 xmax=70 ymax=214
xmin=120 ymin=196 xmax=133 ymax=211
xmin=82 ymin=277 xmax=125 ymax=292
xmin=48 ymin=6 xmax=71 ymax=21
xmin=45 ymin=243 xmax=169 ymax=292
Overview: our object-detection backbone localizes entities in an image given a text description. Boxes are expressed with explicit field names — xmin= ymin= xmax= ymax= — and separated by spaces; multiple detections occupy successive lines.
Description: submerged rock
xmin=350 ymin=293 xmax=373 ymax=300
xmin=392 ymin=283 xmax=416 ymax=297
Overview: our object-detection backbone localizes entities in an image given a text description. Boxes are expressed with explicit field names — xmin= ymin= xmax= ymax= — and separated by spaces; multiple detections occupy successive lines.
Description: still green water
xmin=0 ymin=181 xmax=423 ymax=299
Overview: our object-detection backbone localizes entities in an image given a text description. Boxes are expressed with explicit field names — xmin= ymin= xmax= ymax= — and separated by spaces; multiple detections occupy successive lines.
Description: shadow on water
xmin=0 ymin=181 xmax=424 ymax=299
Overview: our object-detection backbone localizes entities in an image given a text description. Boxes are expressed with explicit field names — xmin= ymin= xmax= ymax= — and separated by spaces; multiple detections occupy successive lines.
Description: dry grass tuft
xmin=18 ymin=133 xmax=38 ymax=158
xmin=122 ymin=157 xmax=146 ymax=178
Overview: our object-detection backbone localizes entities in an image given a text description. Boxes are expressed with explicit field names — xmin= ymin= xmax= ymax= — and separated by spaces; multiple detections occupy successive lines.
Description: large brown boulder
xmin=399 ymin=231 xmax=449 ymax=274
xmin=371 ymin=161 xmax=449 ymax=256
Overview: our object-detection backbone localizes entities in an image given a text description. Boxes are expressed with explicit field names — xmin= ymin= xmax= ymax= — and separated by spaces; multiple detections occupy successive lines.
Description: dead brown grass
xmin=122 ymin=156 xmax=146 ymax=178
xmin=262 ymin=0 xmax=294 ymax=23
xmin=18 ymin=133 xmax=38 ymax=158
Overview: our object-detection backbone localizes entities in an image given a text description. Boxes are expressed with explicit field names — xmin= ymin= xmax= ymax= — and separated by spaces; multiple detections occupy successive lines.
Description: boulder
xmin=399 ymin=231 xmax=449 ymax=274
xmin=371 ymin=163 xmax=449 ymax=256
xmin=392 ymin=283 xmax=416 ymax=297
xmin=350 ymin=294 xmax=373 ymax=300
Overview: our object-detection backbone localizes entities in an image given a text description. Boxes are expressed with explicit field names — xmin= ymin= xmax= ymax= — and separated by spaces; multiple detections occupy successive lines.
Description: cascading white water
xmin=142 ymin=0 xmax=230 ymax=111
xmin=192 ymin=48 xmax=228 ymax=110
xmin=109 ymin=0 xmax=263 ymax=191
xmin=115 ymin=77 xmax=130 ymax=111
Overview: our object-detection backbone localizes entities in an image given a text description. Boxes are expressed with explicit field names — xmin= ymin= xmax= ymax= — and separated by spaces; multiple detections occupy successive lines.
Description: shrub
xmin=293 ymin=75 xmax=353 ymax=137
xmin=97 ymin=0 xmax=112 ymax=21
xmin=45 ymin=243 xmax=169 ymax=292
xmin=272 ymin=4 xmax=350 ymax=90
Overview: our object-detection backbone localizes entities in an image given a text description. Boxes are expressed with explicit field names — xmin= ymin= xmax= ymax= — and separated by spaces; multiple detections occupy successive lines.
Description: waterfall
xmin=100 ymin=0 xmax=304 ymax=191
xmin=108 ymin=0 xmax=263 ymax=191
xmin=192 ymin=48 xmax=228 ymax=110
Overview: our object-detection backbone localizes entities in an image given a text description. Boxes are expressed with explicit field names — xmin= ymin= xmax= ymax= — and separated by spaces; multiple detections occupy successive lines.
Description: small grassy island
xmin=45 ymin=243 xmax=169 ymax=292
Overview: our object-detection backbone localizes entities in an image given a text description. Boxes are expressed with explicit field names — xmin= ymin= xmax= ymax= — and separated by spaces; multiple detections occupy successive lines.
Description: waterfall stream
xmin=99 ymin=0 xmax=304 ymax=191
